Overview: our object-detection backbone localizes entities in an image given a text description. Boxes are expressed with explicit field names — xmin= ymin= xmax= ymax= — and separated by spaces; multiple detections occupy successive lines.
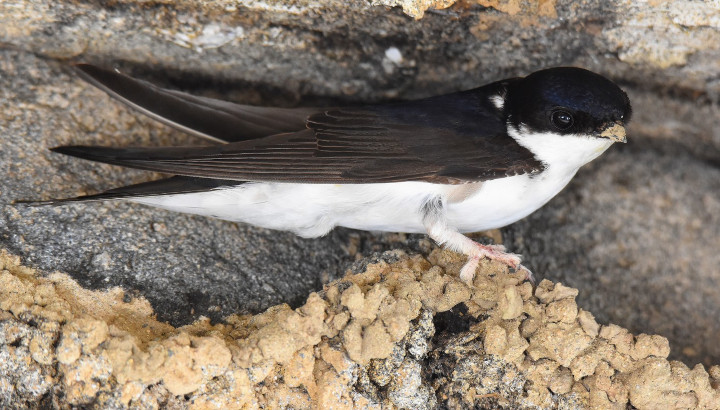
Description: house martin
xmin=26 ymin=65 xmax=632 ymax=283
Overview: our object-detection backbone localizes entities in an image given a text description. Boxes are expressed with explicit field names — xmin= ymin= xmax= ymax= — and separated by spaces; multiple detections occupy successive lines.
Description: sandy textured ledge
xmin=0 ymin=248 xmax=719 ymax=409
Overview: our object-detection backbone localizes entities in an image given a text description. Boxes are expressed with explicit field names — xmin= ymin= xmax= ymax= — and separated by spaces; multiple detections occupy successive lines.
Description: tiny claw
xmin=516 ymin=265 xmax=535 ymax=285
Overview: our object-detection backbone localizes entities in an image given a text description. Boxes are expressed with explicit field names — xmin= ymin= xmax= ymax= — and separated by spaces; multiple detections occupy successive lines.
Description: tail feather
xmin=13 ymin=176 xmax=244 ymax=206
xmin=49 ymin=144 xmax=233 ymax=161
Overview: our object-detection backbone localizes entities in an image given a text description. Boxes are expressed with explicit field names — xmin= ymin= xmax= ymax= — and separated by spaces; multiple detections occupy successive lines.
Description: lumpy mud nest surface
xmin=1 ymin=249 xmax=718 ymax=409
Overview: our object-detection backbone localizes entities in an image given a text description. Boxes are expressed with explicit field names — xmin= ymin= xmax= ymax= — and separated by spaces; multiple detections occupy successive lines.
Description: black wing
xmin=52 ymin=81 xmax=543 ymax=184
xmin=75 ymin=64 xmax=316 ymax=143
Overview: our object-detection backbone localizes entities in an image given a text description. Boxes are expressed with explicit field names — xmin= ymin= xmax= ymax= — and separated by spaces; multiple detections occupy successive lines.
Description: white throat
xmin=508 ymin=124 xmax=614 ymax=171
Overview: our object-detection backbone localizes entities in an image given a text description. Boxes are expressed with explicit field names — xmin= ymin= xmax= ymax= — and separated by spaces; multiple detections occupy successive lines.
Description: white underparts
xmin=131 ymin=129 xmax=613 ymax=238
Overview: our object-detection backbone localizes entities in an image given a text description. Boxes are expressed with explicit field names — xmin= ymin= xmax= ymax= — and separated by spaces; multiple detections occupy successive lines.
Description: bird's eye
xmin=550 ymin=110 xmax=574 ymax=130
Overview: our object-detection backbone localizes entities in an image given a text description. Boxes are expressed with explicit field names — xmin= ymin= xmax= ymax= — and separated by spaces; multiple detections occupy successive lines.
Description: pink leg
xmin=459 ymin=243 xmax=534 ymax=284
xmin=422 ymin=196 xmax=534 ymax=284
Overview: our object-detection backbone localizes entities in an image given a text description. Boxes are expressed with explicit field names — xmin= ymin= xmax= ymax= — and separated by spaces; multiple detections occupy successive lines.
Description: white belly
xmin=130 ymin=165 xmax=579 ymax=237
xmin=448 ymin=168 xmax=578 ymax=232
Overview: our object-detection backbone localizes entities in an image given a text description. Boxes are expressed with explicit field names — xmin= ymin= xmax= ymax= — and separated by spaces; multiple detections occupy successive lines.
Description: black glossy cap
xmin=506 ymin=67 xmax=632 ymax=135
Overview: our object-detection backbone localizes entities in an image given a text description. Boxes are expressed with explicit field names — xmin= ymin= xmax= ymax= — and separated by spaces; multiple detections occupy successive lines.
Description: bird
xmin=24 ymin=64 xmax=632 ymax=284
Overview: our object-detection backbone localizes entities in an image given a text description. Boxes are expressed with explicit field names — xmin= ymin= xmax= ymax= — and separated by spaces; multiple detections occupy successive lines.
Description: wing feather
xmin=75 ymin=64 xmax=315 ymax=143
xmin=55 ymin=71 xmax=543 ymax=184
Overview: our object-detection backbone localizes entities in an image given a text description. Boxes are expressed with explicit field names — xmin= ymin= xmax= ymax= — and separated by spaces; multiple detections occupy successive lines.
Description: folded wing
xmin=52 ymin=83 xmax=544 ymax=184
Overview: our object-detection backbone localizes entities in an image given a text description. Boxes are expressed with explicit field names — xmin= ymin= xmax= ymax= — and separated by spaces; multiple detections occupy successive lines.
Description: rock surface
xmin=1 ymin=0 xmax=719 ymax=388
xmin=2 ymin=248 xmax=719 ymax=409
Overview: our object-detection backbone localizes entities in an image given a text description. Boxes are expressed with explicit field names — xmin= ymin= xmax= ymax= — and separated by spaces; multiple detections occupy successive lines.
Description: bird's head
xmin=501 ymin=67 xmax=632 ymax=167
xmin=505 ymin=67 xmax=632 ymax=143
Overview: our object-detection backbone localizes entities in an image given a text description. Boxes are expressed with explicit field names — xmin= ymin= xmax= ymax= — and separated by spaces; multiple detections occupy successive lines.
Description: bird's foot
xmin=459 ymin=243 xmax=534 ymax=284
